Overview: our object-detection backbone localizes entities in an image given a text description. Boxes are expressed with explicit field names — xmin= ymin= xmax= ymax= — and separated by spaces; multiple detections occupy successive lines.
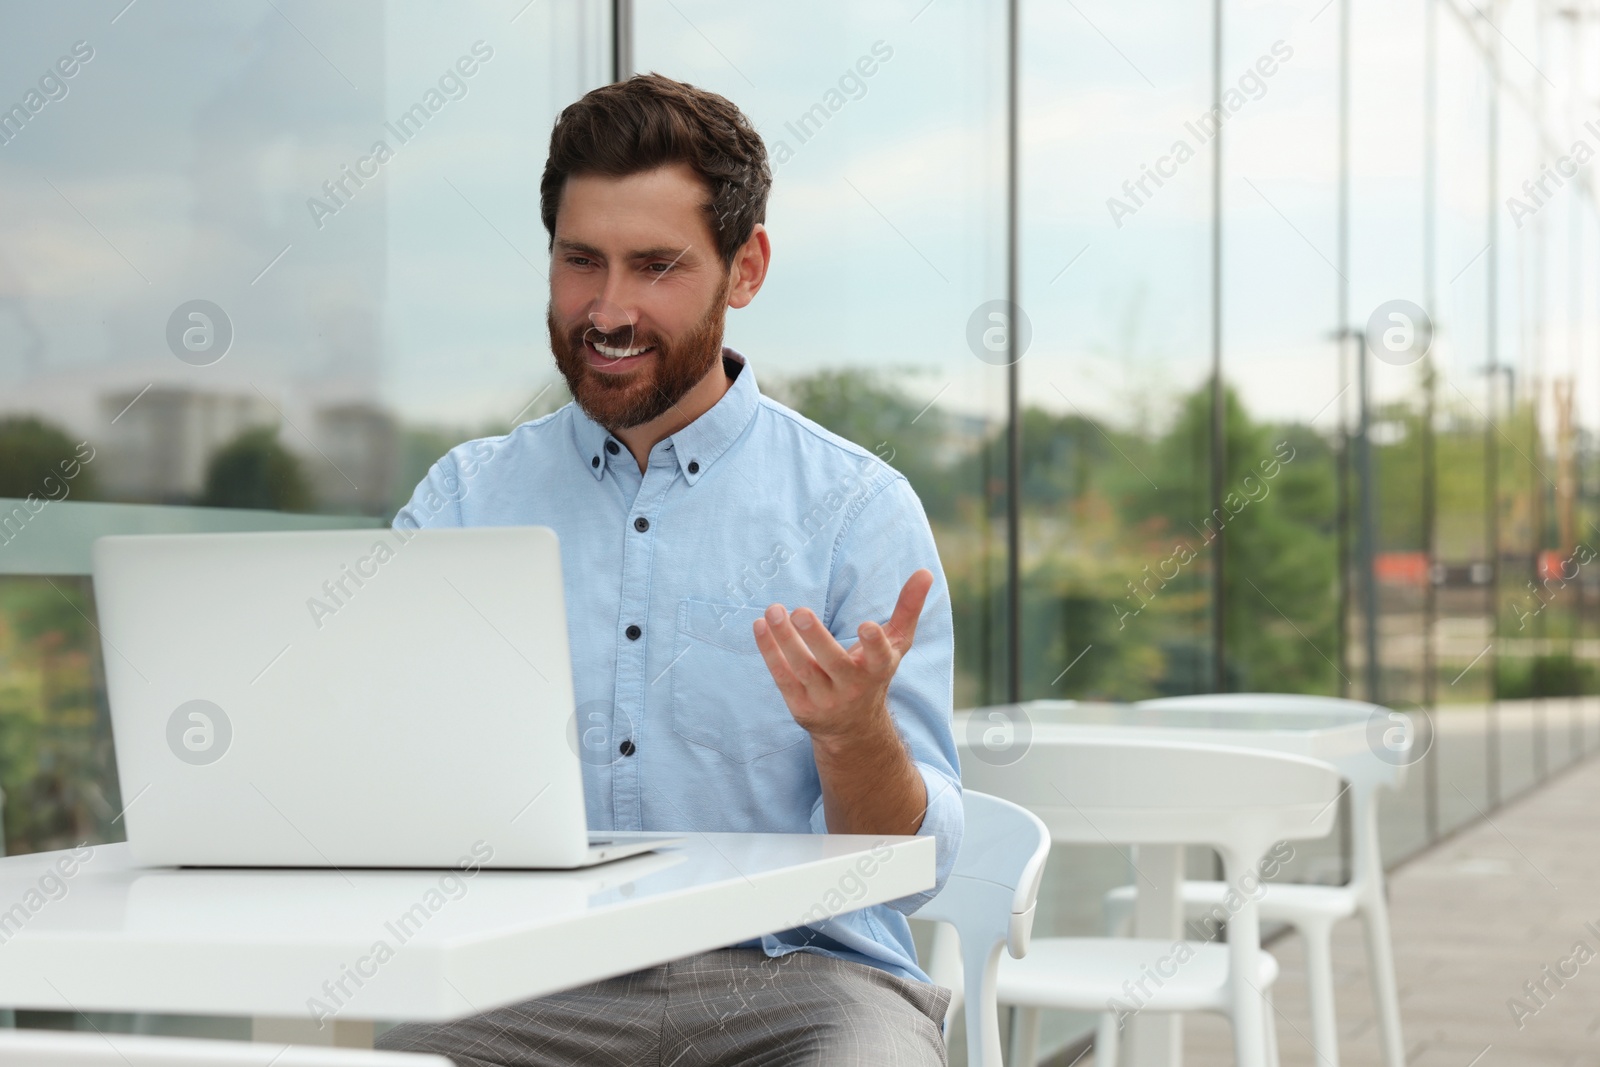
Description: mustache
xmin=578 ymin=323 xmax=656 ymax=351
xmin=585 ymin=321 xmax=633 ymax=347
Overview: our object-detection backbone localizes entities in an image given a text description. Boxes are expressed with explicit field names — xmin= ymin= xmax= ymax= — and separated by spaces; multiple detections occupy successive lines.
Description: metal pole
xmin=1422 ymin=0 xmax=1440 ymax=842
xmin=1333 ymin=21 xmax=1351 ymax=700
xmin=1210 ymin=0 xmax=1227 ymax=694
xmin=1486 ymin=0 xmax=1502 ymax=809
xmin=612 ymin=0 xmax=633 ymax=83
xmin=1566 ymin=7 xmax=1585 ymax=758
xmin=1531 ymin=2 xmax=1548 ymax=782
xmin=1343 ymin=0 xmax=1380 ymax=705
xmin=1006 ymin=0 xmax=1021 ymax=704
xmin=1336 ymin=367 xmax=1351 ymax=698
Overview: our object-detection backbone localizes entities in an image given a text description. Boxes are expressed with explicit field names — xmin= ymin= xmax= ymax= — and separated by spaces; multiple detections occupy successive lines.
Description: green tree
xmin=199 ymin=426 xmax=315 ymax=512
xmin=0 ymin=577 xmax=120 ymax=853
xmin=742 ymin=368 xmax=1345 ymax=702
xmin=0 ymin=416 xmax=98 ymax=500
xmin=1133 ymin=381 xmax=1339 ymax=695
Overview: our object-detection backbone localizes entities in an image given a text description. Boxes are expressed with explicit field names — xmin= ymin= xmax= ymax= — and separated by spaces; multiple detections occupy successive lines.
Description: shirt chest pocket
xmin=670 ymin=598 xmax=811 ymax=763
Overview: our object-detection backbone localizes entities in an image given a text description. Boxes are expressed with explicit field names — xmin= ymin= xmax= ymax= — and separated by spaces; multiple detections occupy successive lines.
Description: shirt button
xmin=591 ymin=456 xmax=600 ymax=468
xmin=619 ymin=739 xmax=636 ymax=757
xmin=625 ymin=624 xmax=642 ymax=640
xmin=688 ymin=460 xmax=700 ymax=474
xmin=633 ymin=516 xmax=649 ymax=532
xmin=605 ymin=439 xmax=620 ymax=455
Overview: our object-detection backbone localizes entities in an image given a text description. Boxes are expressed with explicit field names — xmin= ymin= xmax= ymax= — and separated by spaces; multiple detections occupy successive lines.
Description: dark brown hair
xmin=540 ymin=72 xmax=771 ymax=269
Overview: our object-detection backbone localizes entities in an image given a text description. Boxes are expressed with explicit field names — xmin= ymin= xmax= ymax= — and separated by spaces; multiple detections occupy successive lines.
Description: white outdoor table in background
xmin=0 ymin=832 xmax=934 ymax=1049
xmin=956 ymin=699 xmax=1372 ymax=1067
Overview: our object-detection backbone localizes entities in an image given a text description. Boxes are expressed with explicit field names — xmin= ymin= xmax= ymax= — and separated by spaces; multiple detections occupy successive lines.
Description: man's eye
xmin=567 ymin=256 xmax=593 ymax=267
xmin=647 ymin=262 xmax=673 ymax=273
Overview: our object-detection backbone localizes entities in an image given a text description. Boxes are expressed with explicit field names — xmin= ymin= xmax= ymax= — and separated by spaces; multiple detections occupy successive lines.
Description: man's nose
xmin=590 ymin=266 xmax=642 ymax=325
xmin=587 ymin=297 xmax=636 ymax=337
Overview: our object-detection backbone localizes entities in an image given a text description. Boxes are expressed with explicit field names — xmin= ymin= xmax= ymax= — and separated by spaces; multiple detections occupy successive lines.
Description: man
xmin=377 ymin=72 xmax=962 ymax=1066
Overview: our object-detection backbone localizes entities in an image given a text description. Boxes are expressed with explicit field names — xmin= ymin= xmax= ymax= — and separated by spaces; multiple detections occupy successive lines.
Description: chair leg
xmin=1301 ymin=920 xmax=1341 ymax=1067
xmin=1229 ymin=952 xmax=1269 ymax=1067
xmin=1360 ymin=895 xmax=1407 ymax=1067
xmin=927 ymin=922 xmax=965 ymax=1034
xmin=1095 ymin=1010 xmax=1121 ymax=1067
xmin=1009 ymin=1006 xmax=1042 ymax=1067
xmin=1263 ymin=986 xmax=1281 ymax=1067
xmin=1229 ymin=1005 xmax=1269 ymax=1067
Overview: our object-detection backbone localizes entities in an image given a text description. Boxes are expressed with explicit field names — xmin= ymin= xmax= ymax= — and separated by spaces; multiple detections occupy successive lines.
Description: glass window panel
xmin=0 ymin=0 xmax=607 ymax=857
xmin=1019 ymin=0 xmax=1214 ymax=713
xmin=1350 ymin=0 xmax=1431 ymax=862
xmin=1432 ymin=8 xmax=1495 ymax=833
xmin=1016 ymin=0 xmax=1214 ymax=1055
xmin=634 ymin=0 xmax=1011 ymax=710
xmin=1218 ymin=0 xmax=1345 ymax=877
xmin=1495 ymin=78 xmax=1543 ymax=802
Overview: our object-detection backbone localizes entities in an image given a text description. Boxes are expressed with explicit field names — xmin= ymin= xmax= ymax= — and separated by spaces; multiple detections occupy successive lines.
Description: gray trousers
xmin=376 ymin=947 xmax=950 ymax=1066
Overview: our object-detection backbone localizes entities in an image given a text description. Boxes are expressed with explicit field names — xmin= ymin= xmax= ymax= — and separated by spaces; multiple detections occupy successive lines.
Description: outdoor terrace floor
xmin=1178 ymin=747 xmax=1600 ymax=1066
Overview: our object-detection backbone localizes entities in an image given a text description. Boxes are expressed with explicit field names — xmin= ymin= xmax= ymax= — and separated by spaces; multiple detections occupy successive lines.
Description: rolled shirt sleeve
xmin=815 ymin=473 xmax=963 ymax=914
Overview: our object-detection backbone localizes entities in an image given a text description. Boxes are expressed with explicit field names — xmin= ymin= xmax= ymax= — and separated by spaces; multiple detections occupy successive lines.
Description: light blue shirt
xmin=392 ymin=348 xmax=962 ymax=983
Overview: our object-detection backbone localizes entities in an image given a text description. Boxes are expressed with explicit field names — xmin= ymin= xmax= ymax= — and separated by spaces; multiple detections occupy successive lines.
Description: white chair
xmin=961 ymin=737 xmax=1341 ymax=1067
xmin=1102 ymin=694 xmax=1409 ymax=1067
xmin=916 ymin=791 xmax=1051 ymax=1067
xmin=0 ymin=1029 xmax=451 ymax=1065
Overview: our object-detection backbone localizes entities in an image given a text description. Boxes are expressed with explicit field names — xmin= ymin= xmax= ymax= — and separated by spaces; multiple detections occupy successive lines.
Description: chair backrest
xmin=960 ymin=737 xmax=1341 ymax=867
xmin=0 ymin=1029 xmax=451 ymax=1065
xmin=1137 ymin=692 xmax=1407 ymax=892
xmin=1134 ymin=692 xmax=1410 ymax=794
xmin=963 ymin=738 xmax=1338 ymax=1067
xmin=915 ymin=791 xmax=1050 ymax=1067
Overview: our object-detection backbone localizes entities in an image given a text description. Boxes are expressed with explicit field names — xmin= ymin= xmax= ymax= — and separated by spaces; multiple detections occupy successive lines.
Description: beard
xmin=547 ymin=275 xmax=732 ymax=432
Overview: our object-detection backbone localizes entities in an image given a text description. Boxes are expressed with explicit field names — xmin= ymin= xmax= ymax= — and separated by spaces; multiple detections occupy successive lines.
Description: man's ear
xmin=727 ymin=223 xmax=771 ymax=310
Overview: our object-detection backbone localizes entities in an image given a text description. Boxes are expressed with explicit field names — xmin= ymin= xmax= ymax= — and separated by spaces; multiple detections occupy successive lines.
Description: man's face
xmin=547 ymin=162 xmax=732 ymax=431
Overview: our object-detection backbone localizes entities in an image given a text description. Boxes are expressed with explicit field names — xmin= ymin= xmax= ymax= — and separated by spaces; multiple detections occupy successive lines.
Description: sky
xmin=0 ymin=0 xmax=1595 ymax=453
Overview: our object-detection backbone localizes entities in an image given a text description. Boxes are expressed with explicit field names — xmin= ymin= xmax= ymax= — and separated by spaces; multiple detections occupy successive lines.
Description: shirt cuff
xmin=808 ymin=763 xmax=963 ymax=916
xmin=886 ymin=762 xmax=962 ymax=915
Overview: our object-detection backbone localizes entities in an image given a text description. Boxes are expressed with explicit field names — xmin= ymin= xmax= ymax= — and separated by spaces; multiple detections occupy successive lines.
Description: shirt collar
xmin=572 ymin=347 xmax=759 ymax=485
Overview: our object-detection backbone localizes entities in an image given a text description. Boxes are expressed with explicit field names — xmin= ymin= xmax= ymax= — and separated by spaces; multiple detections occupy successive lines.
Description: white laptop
xmin=91 ymin=525 xmax=680 ymax=869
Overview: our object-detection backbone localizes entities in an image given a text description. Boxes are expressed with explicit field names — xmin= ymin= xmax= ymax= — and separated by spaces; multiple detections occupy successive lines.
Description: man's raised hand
xmin=750 ymin=568 xmax=933 ymax=744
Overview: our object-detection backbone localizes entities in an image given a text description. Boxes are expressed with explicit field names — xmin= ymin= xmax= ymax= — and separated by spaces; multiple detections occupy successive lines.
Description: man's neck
xmin=612 ymin=357 xmax=733 ymax=474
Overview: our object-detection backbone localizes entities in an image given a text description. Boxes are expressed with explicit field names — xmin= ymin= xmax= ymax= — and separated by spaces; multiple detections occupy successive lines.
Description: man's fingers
xmin=789 ymin=607 xmax=852 ymax=677
xmin=751 ymin=615 xmax=808 ymax=702
xmin=884 ymin=569 xmax=933 ymax=651
xmin=757 ymin=606 xmax=826 ymax=690
xmin=857 ymin=620 xmax=897 ymax=675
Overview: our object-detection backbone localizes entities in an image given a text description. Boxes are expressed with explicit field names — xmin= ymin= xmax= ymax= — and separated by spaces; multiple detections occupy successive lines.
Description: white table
xmin=956 ymin=699 xmax=1371 ymax=1067
xmin=0 ymin=832 xmax=933 ymax=1048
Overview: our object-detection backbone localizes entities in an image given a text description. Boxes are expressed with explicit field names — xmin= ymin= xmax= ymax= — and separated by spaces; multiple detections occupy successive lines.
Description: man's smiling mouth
xmin=591 ymin=340 xmax=655 ymax=360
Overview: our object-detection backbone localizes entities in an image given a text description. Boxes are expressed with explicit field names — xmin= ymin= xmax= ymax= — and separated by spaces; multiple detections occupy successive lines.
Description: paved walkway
xmin=1178 ymin=751 xmax=1600 ymax=1066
